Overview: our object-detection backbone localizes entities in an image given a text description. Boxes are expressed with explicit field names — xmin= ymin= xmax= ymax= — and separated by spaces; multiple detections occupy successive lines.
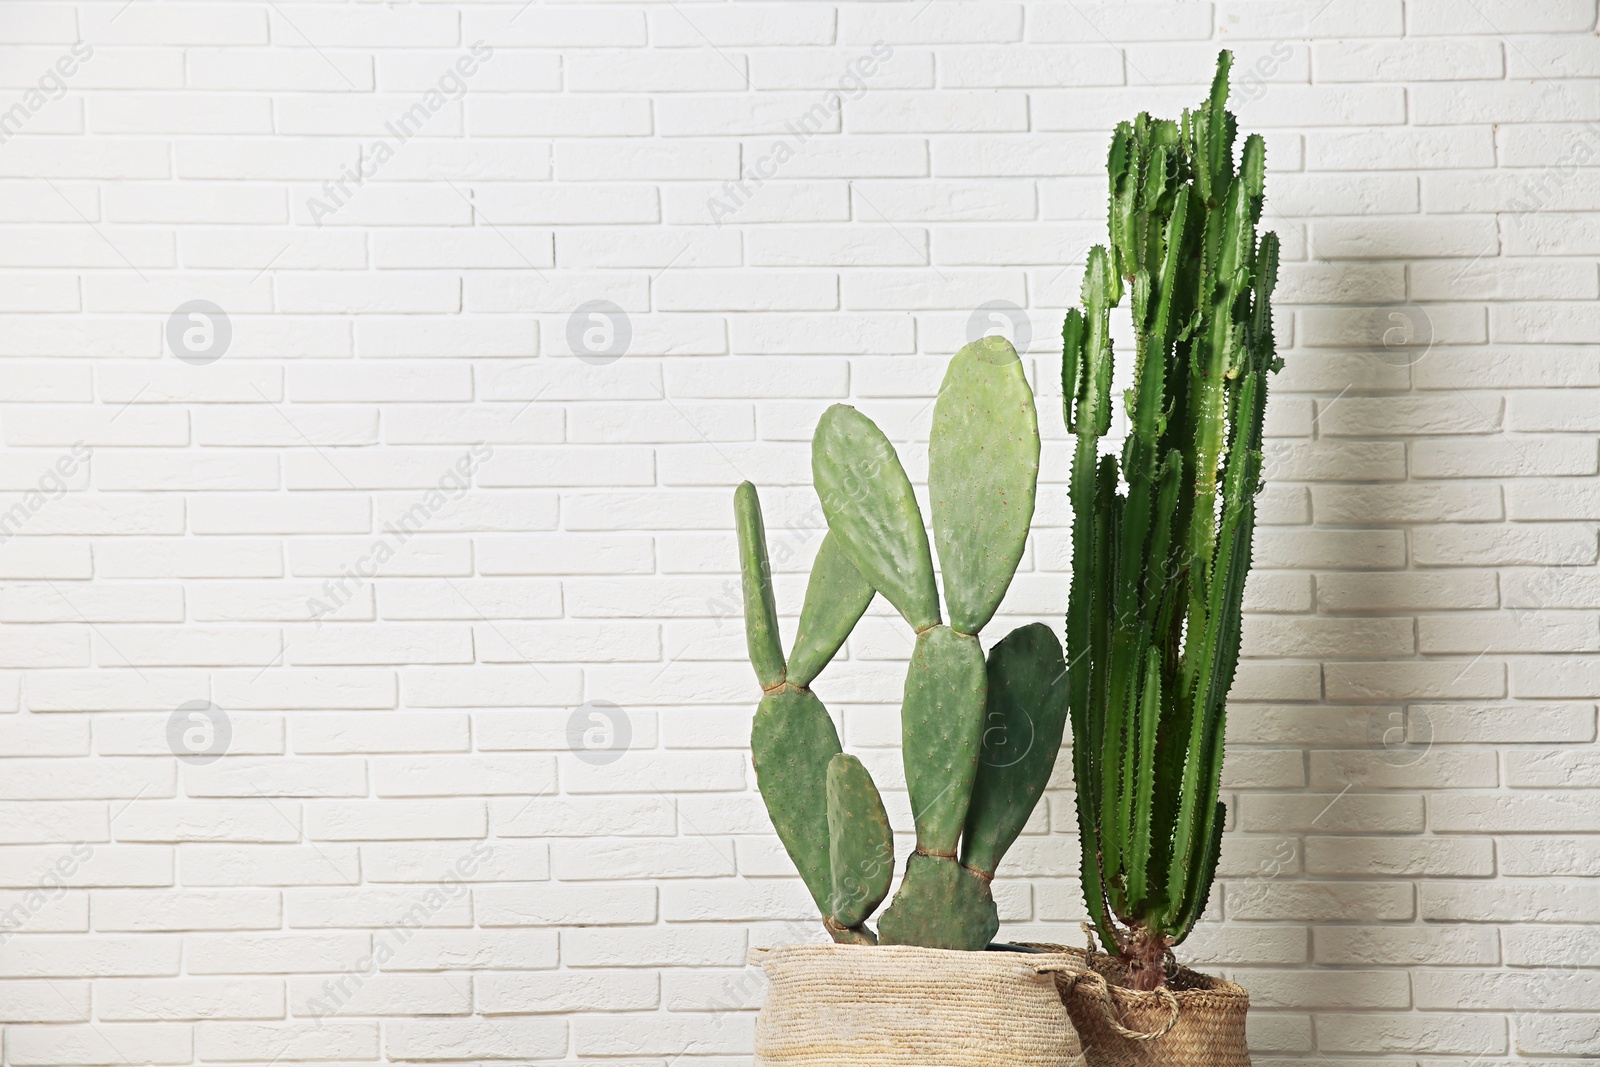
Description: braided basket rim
xmin=1018 ymin=942 xmax=1250 ymax=1004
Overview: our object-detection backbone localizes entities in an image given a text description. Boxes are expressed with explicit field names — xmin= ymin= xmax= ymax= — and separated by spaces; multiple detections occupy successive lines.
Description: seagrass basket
xmin=1033 ymin=942 xmax=1250 ymax=1067
xmin=751 ymin=942 xmax=1090 ymax=1066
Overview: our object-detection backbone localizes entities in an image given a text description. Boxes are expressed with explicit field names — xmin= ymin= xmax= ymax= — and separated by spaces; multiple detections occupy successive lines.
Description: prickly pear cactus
xmin=735 ymin=334 xmax=1063 ymax=950
xmin=1063 ymin=50 xmax=1281 ymax=990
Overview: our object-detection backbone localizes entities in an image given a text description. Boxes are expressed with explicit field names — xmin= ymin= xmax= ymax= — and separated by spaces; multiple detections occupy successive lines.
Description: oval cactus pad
xmin=929 ymin=337 xmax=1040 ymax=636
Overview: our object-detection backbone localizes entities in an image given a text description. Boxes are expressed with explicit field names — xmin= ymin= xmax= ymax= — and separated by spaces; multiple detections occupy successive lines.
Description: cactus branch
xmin=1064 ymin=50 xmax=1280 ymax=988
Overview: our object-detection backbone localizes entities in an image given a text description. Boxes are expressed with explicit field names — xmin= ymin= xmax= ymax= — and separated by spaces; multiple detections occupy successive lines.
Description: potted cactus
xmin=1056 ymin=51 xmax=1276 ymax=1065
xmin=736 ymin=336 xmax=1087 ymax=1066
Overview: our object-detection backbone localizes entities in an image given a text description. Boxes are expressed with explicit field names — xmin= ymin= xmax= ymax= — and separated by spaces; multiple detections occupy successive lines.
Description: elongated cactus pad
xmin=734 ymin=481 xmax=786 ymax=689
xmin=751 ymin=686 xmax=841 ymax=917
xmin=960 ymin=622 xmax=1070 ymax=877
xmin=786 ymin=532 xmax=874 ymax=688
xmin=811 ymin=404 xmax=940 ymax=632
xmin=929 ymin=336 xmax=1040 ymax=636
xmin=876 ymin=852 xmax=998 ymax=951
xmin=826 ymin=753 xmax=894 ymax=931
xmin=900 ymin=625 xmax=985 ymax=856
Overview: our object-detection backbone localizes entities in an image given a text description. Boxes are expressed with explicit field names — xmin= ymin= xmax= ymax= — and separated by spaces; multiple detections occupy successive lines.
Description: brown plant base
xmin=1050 ymin=942 xmax=1253 ymax=1067
xmin=1121 ymin=927 xmax=1173 ymax=992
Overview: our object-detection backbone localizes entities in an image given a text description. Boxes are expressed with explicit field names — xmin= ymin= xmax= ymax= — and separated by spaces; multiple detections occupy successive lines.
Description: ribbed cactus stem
xmin=1065 ymin=50 xmax=1281 ymax=989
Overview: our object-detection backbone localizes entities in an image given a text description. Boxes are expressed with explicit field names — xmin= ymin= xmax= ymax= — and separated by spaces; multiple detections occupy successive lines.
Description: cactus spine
xmin=737 ymin=336 xmax=1068 ymax=950
xmin=1064 ymin=51 xmax=1281 ymax=990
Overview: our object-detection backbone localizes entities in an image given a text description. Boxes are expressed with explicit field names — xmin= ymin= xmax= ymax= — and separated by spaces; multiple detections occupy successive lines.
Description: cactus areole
xmin=1064 ymin=51 xmax=1281 ymax=991
xmin=735 ymin=335 xmax=1070 ymax=951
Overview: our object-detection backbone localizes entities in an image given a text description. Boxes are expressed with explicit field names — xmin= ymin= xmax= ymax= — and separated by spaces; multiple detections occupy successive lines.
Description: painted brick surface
xmin=0 ymin=2 xmax=1597 ymax=1062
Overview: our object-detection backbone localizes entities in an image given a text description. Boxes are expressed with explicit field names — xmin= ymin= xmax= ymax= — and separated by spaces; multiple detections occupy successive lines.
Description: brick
xmin=387 ymin=1017 xmax=567 ymax=1061
xmin=96 ymin=978 xmax=282 ymax=1020
xmin=573 ymin=1012 xmax=753 ymax=1057
xmin=1317 ymin=571 xmax=1496 ymax=611
xmin=1430 ymin=792 xmax=1600 ymax=834
xmin=286 ymin=888 xmax=471 ymax=929
xmin=1414 ymin=703 xmax=1595 ymax=744
xmin=1504 ymin=745 xmax=1600 ymax=787
xmin=197 ymin=1022 xmax=377 ymax=1062
xmin=1413 ymin=435 xmax=1597 ymax=478
xmin=1326 ymin=660 xmax=1504 ymax=702
xmin=1315 ymin=39 xmax=1504 ymax=81
xmin=0 ymin=936 xmax=182 ymax=978
xmin=111 ymin=802 xmax=299 ymax=843
xmin=477 ymin=885 xmax=656 ymax=928
xmin=180 ymin=846 xmax=360 ymax=887
xmin=1503 ymin=924 xmax=1600 ymax=967
xmin=380 ymin=929 xmax=557 ymax=971
xmin=1317 ymin=482 xmax=1505 ymax=525
xmin=1226 ymin=881 xmax=1414 ymax=922
xmin=1238 ymin=793 xmax=1424 ymax=833
xmin=1499 ymin=835 xmax=1600 ymax=876
xmin=566 ymin=926 xmax=747 ymax=970
xmin=1408 ymin=0 xmax=1594 ymax=33
xmin=1304 ymin=835 xmax=1494 ymax=876
xmin=1420 ymin=880 xmax=1600 ymax=922
xmin=1520 ymin=1015 xmax=1600 ymax=1056
xmin=1419 ymin=611 xmax=1600 ymax=654
xmin=1316 ymin=1013 xmax=1505 ymax=1054
xmin=1413 ymin=523 xmax=1596 ymax=565
xmin=1242 ymin=616 xmax=1412 ymax=659
xmin=1515 ymin=656 xmax=1600 ymax=699
xmin=1239 ymin=969 xmax=1411 ymax=1009
xmin=306 ymin=800 xmax=485 ymax=841
xmin=93 ymin=891 xmax=279 ymax=932
xmin=1314 ymin=925 xmax=1498 ymax=966
xmin=7 ymin=1023 xmax=193 ymax=1065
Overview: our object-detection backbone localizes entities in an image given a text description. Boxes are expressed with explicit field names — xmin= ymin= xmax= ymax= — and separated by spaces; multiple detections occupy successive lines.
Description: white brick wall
xmin=0 ymin=0 xmax=1596 ymax=1061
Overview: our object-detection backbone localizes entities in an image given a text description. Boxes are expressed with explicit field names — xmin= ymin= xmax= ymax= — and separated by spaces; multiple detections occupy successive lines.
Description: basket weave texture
xmin=1036 ymin=943 xmax=1250 ymax=1067
xmin=751 ymin=943 xmax=1089 ymax=1067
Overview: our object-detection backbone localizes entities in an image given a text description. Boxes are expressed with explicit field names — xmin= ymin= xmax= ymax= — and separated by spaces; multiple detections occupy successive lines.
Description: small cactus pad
xmin=786 ymin=532 xmax=875 ymax=688
xmin=734 ymin=481 xmax=786 ymax=689
xmin=929 ymin=337 xmax=1041 ymax=636
xmin=751 ymin=686 xmax=842 ymax=913
xmin=811 ymin=404 xmax=941 ymax=632
xmin=826 ymin=753 xmax=894 ymax=929
xmin=901 ymin=625 xmax=986 ymax=856
xmin=960 ymin=623 xmax=1070 ymax=877
xmin=875 ymin=852 xmax=998 ymax=951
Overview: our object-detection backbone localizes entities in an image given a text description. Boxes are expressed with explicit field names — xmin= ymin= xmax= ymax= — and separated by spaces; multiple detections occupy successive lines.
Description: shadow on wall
xmin=1220 ymin=244 xmax=1473 ymax=1036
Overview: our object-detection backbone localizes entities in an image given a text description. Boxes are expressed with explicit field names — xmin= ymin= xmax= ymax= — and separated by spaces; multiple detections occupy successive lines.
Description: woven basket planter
xmin=751 ymin=943 xmax=1089 ymax=1067
xmin=1036 ymin=943 xmax=1250 ymax=1067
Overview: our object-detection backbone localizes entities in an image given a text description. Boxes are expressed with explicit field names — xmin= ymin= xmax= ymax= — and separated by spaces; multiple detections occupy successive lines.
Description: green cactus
xmin=1063 ymin=51 xmax=1281 ymax=991
xmin=812 ymin=405 xmax=940 ymax=632
xmin=896 ymin=624 xmax=986 ymax=856
xmin=736 ymin=335 xmax=1060 ymax=950
xmin=826 ymin=753 xmax=893 ymax=937
xmin=961 ymin=622 xmax=1069 ymax=878
xmin=750 ymin=685 xmax=840 ymax=916
xmin=874 ymin=851 xmax=997 ymax=951
xmin=786 ymin=533 xmax=873 ymax=689
xmin=929 ymin=335 xmax=1040 ymax=635
xmin=734 ymin=481 xmax=785 ymax=690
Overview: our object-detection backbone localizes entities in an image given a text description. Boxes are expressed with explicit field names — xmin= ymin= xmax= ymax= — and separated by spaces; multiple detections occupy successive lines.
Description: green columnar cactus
xmin=736 ymin=336 xmax=1068 ymax=950
xmin=1063 ymin=51 xmax=1281 ymax=991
